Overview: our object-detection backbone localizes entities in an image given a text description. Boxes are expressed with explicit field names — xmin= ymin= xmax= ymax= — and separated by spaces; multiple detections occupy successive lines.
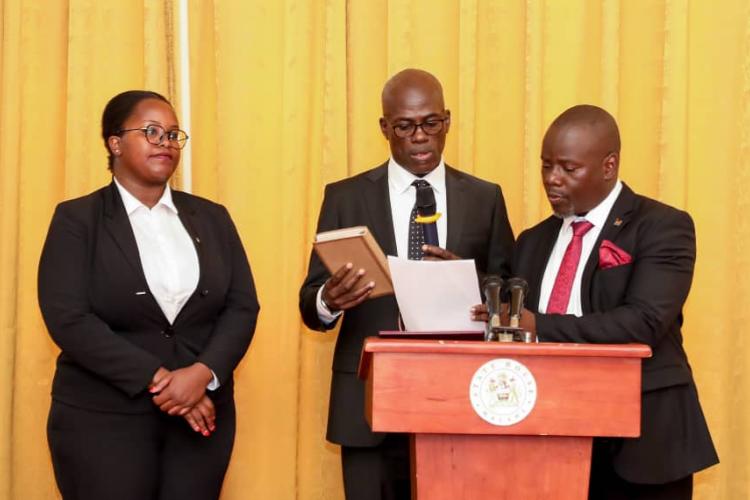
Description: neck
xmin=113 ymin=173 xmax=166 ymax=209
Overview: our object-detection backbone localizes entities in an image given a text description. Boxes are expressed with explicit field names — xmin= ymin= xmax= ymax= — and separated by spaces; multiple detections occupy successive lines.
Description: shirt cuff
xmin=207 ymin=370 xmax=220 ymax=391
xmin=316 ymin=285 xmax=343 ymax=325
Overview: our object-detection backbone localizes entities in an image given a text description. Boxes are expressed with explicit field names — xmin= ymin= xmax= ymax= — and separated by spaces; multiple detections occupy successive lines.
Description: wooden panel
xmin=413 ymin=434 xmax=591 ymax=500
xmin=363 ymin=341 xmax=645 ymax=437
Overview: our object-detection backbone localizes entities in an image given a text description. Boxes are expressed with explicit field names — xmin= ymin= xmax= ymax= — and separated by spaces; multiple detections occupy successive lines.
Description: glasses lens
xmin=166 ymin=130 xmax=188 ymax=146
xmin=422 ymin=120 xmax=443 ymax=135
xmin=393 ymin=124 xmax=415 ymax=138
xmin=143 ymin=125 xmax=165 ymax=145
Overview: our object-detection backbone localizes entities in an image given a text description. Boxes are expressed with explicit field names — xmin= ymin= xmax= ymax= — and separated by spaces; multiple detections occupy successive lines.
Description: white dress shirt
xmin=114 ymin=178 xmax=218 ymax=389
xmin=316 ymin=158 xmax=448 ymax=323
xmin=538 ymin=180 xmax=623 ymax=316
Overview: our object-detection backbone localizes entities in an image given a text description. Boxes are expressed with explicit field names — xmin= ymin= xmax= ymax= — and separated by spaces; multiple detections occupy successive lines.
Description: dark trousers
xmin=589 ymin=442 xmax=693 ymax=500
xmin=47 ymin=399 xmax=236 ymax=500
xmin=341 ymin=433 xmax=411 ymax=500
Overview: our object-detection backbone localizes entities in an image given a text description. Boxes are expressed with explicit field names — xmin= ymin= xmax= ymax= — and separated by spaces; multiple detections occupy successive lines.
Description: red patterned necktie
xmin=546 ymin=220 xmax=594 ymax=314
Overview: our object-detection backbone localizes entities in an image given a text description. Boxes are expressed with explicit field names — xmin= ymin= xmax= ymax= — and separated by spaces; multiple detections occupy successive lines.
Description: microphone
xmin=482 ymin=275 xmax=503 ymax=340
xmin=415 ymin=183 xmax=439 ymax=247
xmin=504 ymin=277 xmax=529 ymax=329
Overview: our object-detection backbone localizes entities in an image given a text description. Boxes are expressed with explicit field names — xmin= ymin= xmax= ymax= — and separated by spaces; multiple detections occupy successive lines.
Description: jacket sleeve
xmin=197 ymin=206 xmax=260 ymax=384
xmin=535 ymin=209 xmax=695 ymax=347
xmin=484 ymin=184 xmax=515 ymax=279
xmin=299 ymin=184 xmax=341 ymax=331
xmin=38 ymin=204 xmax=163 ymax=397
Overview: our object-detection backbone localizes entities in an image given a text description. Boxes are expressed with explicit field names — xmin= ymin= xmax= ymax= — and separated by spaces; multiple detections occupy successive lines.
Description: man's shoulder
xmin=445 ymin=164 xmax=501 ymax=192
xmin=623 ymin=185 xmax=693 ymax=226
xmin=324 ymin=162 xmax=388 ymax=192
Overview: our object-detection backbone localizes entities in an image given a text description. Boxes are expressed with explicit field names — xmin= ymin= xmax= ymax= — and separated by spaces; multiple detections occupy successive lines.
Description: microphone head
xmin=504 ymin=277 xmax=529 ymax=295
xmin=482 ymin=274 xmax=503 ymax=290
xmin=415 ymin=184 xmax=436 ymax=215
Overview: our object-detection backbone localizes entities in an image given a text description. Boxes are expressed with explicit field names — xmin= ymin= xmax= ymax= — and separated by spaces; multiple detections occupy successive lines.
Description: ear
xmin=379 ymin=117 xmax=389 ymax=139
xmin=443 ymin=109 xmax=451 ymax=133
xmin=108 ymin=136 xmax=122 ymax=156
xmin=602 ymin=152 xmax=619 ymax=180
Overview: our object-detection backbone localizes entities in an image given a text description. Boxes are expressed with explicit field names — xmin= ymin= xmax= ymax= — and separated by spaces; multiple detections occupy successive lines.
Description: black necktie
xmin=408 ymin=180 xmax=436 ymax=260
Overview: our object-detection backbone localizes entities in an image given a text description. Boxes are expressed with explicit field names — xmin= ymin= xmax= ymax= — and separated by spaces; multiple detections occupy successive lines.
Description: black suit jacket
xmin=38 ymin=182 xmax=260 ymax=413
xmin=514 ymin=183 xmax=718 ymax=483
xmin=299 ymin=162 xmax=515 ymax=446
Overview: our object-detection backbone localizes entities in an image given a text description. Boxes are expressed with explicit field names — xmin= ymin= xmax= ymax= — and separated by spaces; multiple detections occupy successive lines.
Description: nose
xmin=411 ymin=124 xmax=429 ymax=142
xmin=543 ymin=165 xmax=562 ymax=186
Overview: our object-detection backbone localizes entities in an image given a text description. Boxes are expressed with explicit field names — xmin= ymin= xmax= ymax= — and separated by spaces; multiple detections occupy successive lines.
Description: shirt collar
xmin=387 ymin=157 xmax=446 ymax=195
xmin=560 ymin=180 xmax=623 ymax=230
xmin=113 ymin=177 xmax=178 ymax=215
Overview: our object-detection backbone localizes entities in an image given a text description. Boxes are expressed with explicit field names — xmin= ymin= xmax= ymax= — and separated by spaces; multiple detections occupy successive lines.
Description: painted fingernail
xmin=346 ymin=262 xmax=353 ymax=269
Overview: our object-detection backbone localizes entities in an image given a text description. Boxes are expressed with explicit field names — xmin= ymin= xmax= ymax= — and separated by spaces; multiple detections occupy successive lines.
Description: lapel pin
xmin=614 ymin=218 xmax=622 ymax=226
xmin=195 ymin=237 xmax=201 ymax=244
xmin=135 ymin=291 xmax=146 ymax=296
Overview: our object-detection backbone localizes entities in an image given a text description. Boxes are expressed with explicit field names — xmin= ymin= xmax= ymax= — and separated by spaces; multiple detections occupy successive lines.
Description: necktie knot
xmin=572 ymin=220 xmax=594 ymax=238
xmin=412 ymin=179 xmax=430 ymax=189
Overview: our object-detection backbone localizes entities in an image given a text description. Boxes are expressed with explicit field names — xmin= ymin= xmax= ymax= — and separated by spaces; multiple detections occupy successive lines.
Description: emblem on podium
xmin=469 ymin=358 xmax=537 ymax=426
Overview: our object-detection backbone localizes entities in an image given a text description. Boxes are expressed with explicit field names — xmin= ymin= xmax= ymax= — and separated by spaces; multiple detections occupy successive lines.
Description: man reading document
xmin=473 ymin=105 xmax=718 ymax=499
xmin=299 ymin=68 xmax=514 ymax=500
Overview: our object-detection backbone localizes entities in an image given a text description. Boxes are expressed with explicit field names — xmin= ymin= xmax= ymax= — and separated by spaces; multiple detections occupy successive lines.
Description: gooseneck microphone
xmin=504 ymin=277 xmax=529 ymax=328
xmin=415 ymin=183 xmax=439 ymax=247
xmin=482 ymin=275 xmax=503 ymax=340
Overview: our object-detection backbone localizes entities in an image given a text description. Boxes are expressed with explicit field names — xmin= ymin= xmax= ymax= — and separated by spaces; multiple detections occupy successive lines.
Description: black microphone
xmin=415 ymin=183 xmax=439 ymax=247
xmin=482 ymin=275 xmax=503 ymax=340
xmin=504 ymin=277 xmax=529 ymax=328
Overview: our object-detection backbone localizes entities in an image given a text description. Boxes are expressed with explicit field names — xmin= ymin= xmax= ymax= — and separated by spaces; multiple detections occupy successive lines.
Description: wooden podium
xmin=358 ymin=337 xmax=651 ymax=499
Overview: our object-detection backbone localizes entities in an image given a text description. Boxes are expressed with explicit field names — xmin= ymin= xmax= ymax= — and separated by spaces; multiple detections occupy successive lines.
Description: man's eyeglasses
xmin=117 ymin=124 xmax=189 ymax=149
xmin=389 ymin=117 xmax=448 ymax=138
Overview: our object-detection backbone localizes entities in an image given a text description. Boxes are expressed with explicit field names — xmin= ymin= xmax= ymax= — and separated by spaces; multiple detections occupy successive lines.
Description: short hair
xmin=101 ymin=90 xmax=171 ymax=169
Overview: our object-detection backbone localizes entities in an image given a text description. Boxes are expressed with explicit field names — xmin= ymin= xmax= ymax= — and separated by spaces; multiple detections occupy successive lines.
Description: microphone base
xmin=485 ymin=326 xmax=535 ymax=343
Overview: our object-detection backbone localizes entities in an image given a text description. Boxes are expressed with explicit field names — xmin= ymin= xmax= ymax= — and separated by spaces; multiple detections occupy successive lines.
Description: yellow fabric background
xmin=0 ymin=1 xmax=746 ymax=498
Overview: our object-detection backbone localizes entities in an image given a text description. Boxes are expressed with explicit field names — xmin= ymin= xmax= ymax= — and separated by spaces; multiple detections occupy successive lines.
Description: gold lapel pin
xmin=614 ymin=218 xmax=623 ymax=226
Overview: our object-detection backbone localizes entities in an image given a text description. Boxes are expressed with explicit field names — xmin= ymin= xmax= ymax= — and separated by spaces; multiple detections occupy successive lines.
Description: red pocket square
xmin=599 ymin=240 xmax=632 ymax=269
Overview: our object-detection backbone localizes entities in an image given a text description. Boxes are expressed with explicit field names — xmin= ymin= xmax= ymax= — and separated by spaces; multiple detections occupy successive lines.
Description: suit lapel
xmin=580 ymin=183 xmax=638 ymax=312
xmin=445 ymin=165 xmax=466 ymax=253
xmin=171 ymin=191 xmax=206 ymax=325
xmin=102 ymin=183 xmax=149 ymax=283
xmin=363 ymin=164 xmax=398 ymax=255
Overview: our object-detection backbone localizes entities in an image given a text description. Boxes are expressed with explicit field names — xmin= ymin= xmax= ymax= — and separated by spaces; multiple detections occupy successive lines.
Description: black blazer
xmin=513 ymin=183 xmax=718 ymax=483
xmin=299 ymin=162 xmax=515 ymax=446
xmin=38 ymin=182 xmax=260 ymax=414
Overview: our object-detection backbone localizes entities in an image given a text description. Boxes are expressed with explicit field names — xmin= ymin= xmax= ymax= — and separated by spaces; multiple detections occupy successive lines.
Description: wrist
xmin=193 ymin=362 xmax=214 ymax=385
xmin=321 ymin=285 xmax=339 ymax=313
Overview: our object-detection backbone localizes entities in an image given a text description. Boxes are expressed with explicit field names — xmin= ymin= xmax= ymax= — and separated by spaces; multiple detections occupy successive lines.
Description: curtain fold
xmin=0 ymin=1 xmax=746 ymax=498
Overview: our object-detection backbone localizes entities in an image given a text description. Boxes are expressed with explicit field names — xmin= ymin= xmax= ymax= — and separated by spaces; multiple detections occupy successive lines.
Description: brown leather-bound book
xmin=313 ymin=226 xmax=393 ymax=298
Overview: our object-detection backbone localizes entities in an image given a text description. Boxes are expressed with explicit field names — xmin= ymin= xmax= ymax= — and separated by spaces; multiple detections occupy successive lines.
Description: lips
xmin=410 ymin=151 xmax=433 ymax=162
xmin=546 ymin=191 xmax=566 ymax=203
xmin=149 ymin=152 xmax=174 ymax=162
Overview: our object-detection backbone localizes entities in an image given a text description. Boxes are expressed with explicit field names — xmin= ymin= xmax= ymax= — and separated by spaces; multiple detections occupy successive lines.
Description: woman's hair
xmin=101 ymin=90 xmax=171 ymax=169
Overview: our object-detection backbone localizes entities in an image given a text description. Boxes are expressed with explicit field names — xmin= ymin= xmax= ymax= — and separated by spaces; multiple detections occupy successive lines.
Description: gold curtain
xmin=0 ymin=0 xmax=746 ymax=498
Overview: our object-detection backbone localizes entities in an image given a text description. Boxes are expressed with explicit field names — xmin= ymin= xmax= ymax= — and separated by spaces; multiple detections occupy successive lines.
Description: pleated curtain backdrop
xmin=0 ymin=1 xmax=747 ymax=498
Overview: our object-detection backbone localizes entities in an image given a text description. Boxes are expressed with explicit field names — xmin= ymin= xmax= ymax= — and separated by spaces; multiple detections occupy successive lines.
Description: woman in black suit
xmin=38 ymin=90 xmax=260 ymax=500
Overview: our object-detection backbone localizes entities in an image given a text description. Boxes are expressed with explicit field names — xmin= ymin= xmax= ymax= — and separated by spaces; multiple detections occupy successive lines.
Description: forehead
xmin=383 ymin=86 xmax=444 ymax=120
xmin=126 ymin=98 xmax=178 ymax=125
xmin=542 ymin=123 xmax=601 ymax=157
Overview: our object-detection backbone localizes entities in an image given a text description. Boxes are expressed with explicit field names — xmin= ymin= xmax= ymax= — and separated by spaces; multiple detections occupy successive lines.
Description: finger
xmin=159 ymin=400 xmax=177 ymax=413
xmin=328 ymin=263 xmax=354 ymax=286
xmin=168 ymin=405 xmax=187 ymax=416
xmin=337 ymin=284 xmax=375 ymax=310
xmin=184 ymin=412 xmax=202 ymax=433
xmin=195 ymin=401 xmax=215 ymax=433
xmin=422 ymin=245 xmax=458 ymax=260
xmin=149 ymin=374 xmax=172 ymax=394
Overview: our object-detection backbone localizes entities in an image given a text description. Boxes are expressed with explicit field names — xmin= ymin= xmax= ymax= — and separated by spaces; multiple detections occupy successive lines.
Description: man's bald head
xmin=381 ymin=69 xmax=445 ymax=117
xmin=548 ymin=104 xmax=621 ymax=156
xmin=379 ymin=69 xmax=450 ymax=175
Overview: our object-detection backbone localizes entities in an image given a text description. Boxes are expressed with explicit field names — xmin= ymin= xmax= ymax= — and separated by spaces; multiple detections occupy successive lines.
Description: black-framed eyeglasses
xmin=390 ymin=117 xmax=449 ymax=138
xmin=117 ymin=124 xmax=190 ymax=149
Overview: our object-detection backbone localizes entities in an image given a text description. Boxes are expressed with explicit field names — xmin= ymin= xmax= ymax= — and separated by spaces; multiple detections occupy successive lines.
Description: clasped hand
xmin=150 ymin=363 xmax=216 ymax=436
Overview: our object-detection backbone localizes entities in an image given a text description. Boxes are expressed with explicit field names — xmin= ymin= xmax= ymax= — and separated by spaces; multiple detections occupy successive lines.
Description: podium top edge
xmin=363 ymin=336 xmax=652 ymax=359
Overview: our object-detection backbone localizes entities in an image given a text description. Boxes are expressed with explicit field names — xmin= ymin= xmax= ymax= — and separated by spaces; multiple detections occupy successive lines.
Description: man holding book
xmin=299 ymin=68 xmax=515 ymax=500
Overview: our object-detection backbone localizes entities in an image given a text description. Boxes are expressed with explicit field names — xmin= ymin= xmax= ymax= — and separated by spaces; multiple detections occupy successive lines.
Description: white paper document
xmin=387 ymin=256 xmax=485 ymax=332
